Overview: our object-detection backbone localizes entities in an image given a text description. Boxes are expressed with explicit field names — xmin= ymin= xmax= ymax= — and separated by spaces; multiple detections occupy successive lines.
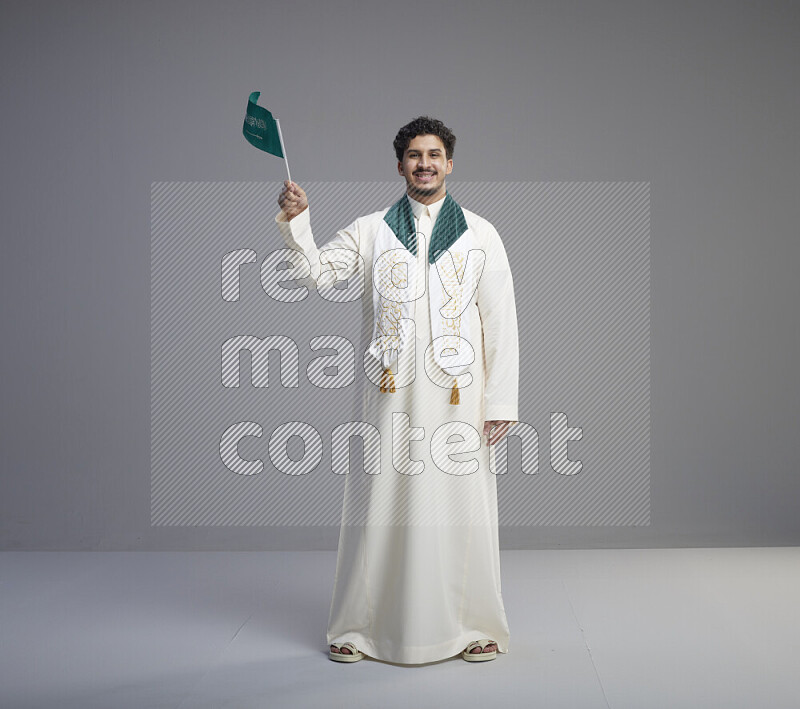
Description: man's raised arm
xmin=274 ymin=180 xmax=362 ymax=287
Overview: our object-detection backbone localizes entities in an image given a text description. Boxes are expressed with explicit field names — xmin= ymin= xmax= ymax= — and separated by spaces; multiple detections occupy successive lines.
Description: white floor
xmin=1 ymin=548 xmax=798 ymax=708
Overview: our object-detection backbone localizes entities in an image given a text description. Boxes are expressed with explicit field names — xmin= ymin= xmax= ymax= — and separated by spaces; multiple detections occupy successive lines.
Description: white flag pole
xmin=275 ymin=118 xmax=292 ymax=184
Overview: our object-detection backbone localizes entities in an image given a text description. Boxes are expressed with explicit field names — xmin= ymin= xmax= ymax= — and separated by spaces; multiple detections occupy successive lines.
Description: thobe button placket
xmin=418 ymin=207 xmax=432 ymax=262
xmin=417 ymin=207 xmax=432 ymax=336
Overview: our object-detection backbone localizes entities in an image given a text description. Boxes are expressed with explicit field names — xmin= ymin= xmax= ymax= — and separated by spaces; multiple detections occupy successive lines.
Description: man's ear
xmin=446 ymin=159 xmax=453 ymax=175
xmin=397 ymin=161 xmax=404 ymax=176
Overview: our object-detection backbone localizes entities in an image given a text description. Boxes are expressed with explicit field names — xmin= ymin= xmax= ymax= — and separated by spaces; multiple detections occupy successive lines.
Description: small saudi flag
xmin=243 ymin=91 xmax=292 ymax=181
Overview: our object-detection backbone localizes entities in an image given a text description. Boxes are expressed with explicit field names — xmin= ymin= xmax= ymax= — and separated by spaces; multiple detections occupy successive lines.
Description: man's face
xmin=397 ymin=134 xmax=453 ymax=201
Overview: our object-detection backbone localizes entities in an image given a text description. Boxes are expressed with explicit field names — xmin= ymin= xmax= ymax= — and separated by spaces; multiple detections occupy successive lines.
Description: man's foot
xmin=330 ymin=643 xmax=355 ymax=656
xmin=462 ymin=639 xmax=498 ymax=661
xmin=329 ymin=642 xmax=364 ymax=662
xmin=468 ymin=641 xmax=497 ymax=654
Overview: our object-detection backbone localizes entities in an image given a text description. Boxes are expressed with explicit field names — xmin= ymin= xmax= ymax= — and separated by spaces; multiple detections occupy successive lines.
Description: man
xmin=275 ymin=117 xmax=519 ymax=664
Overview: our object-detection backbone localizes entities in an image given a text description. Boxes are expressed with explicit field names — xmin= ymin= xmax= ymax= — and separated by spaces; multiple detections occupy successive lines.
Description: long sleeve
xmin=476 ymin=224 xmax=520 ymax=422
xmin=274 ymin=207 xmax=362 ymax=288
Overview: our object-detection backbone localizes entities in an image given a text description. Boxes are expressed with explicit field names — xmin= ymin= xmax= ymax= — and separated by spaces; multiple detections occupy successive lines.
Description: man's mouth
xmin=415 ymin=172 xmax=435 ymax=182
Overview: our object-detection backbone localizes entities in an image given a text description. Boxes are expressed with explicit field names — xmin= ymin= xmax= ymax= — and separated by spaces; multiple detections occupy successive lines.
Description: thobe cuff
xmin=274 ymin=207 xmax=313 ymax=252
xmin=484 ymin=406 xmax=519 ymax=423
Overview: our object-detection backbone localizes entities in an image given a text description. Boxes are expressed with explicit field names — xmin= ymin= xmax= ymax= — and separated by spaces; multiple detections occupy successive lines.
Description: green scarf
xmin=383 ymin=192 xmax=469 ymax=264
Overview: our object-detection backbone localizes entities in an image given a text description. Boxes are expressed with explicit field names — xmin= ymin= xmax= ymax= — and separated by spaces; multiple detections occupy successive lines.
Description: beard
xmin=406 ymin=171 xmax=443 ymax=198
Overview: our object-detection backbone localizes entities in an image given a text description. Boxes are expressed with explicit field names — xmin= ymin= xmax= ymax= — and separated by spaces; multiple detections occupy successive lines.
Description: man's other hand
xmin=277 ymin=180 xmax=309 ymax=220
xmin=484 ymin=420 xmax=514 ymax=446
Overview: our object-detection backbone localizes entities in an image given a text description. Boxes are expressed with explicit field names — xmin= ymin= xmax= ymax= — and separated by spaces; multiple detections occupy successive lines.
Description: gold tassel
xmin=381 ymin=367 xmax=396 ymax=394
xmin=449 ymin=377 xmax=460 ymax=405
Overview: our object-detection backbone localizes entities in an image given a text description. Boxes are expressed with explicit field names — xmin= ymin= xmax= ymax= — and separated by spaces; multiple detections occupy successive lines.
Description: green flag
xmin=242 ymin=91 xmax=284 ymax=157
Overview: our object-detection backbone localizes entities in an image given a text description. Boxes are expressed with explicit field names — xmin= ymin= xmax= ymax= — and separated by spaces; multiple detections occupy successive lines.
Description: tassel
xmin=449 ymin=377 xmax=460 ymax=405
xmin=380 ymin=367 xmax=396 ymax=394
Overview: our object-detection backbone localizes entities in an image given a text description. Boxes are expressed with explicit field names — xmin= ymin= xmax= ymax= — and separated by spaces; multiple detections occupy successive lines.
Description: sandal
xmin=462 ymin=639 xmax=498 ymax=662
xmin=329 ymin=641 xmax=364 ymax=662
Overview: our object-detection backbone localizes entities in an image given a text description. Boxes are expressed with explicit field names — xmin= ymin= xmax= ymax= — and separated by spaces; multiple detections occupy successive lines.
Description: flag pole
xmin=275 ymin=118 xmax=292 ymax=184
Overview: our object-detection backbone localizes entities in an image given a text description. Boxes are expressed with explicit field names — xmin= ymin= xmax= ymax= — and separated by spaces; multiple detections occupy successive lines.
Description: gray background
xmin=1 ymin=0 xmax=798 ymax=550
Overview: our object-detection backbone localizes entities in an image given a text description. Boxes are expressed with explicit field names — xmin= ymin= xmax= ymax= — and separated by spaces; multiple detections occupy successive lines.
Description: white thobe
xmin=275 ymin=192 xmax=519 ymax=664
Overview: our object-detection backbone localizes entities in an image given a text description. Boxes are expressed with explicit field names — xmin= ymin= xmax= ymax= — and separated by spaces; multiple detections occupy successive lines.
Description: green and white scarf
xmin=367 ymin=193 xmax=486 ymax=401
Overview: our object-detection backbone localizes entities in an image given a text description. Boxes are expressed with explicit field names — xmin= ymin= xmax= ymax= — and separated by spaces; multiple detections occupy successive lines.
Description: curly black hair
xmin=393 ymin=116 xmax=456 ymax=162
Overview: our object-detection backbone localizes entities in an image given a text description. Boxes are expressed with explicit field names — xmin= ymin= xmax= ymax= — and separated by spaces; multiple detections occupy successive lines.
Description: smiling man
xmin=275 ymin=116 xmax=519 ymax=665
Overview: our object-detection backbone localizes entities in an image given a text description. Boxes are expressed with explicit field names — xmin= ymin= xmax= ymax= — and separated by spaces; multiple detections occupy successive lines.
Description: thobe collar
xmin=383 ymin=191 xmax=469 ymax=264
xmin=407 ymin=192 xmax=446 ymax=223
